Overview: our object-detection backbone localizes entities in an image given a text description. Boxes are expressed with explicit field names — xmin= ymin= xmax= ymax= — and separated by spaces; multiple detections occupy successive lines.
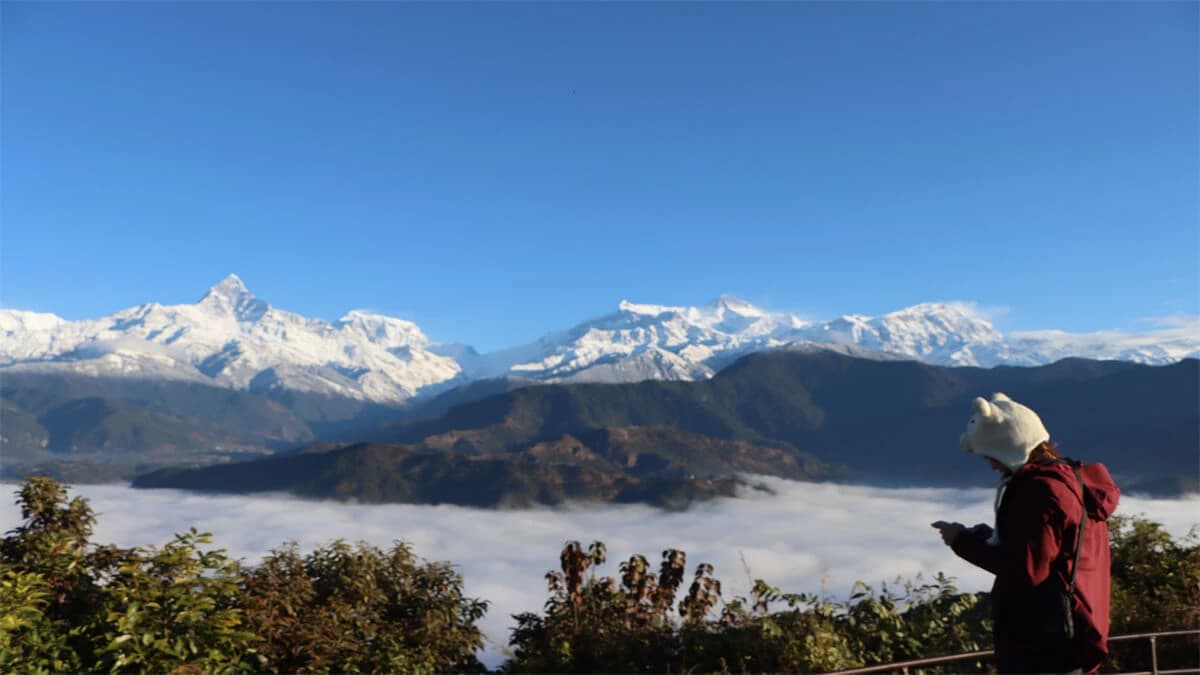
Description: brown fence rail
xmin=819 ymin=628 xmax=1200 ymax=675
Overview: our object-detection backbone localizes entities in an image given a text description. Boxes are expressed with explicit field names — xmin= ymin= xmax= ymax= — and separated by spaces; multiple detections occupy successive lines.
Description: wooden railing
xmin=820 ymin=628 xmax=1200 ymax=675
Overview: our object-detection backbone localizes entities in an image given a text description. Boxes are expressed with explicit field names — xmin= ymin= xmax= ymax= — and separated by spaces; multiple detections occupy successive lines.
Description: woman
xmin=934 ymin=392 xmax=1120 ymax=674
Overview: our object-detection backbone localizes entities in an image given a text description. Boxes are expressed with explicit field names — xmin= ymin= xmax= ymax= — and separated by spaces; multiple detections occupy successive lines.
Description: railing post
xmin=1149 ymin=634 xmax=1158 ymax=675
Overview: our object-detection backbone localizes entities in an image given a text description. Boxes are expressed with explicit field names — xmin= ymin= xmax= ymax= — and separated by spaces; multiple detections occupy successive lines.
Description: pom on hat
xmin=959 ymin=392 xmax=1049 ymax=471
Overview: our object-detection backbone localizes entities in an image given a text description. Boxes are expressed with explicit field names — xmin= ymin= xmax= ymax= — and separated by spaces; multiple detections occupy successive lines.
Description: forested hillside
xmin=135 ymin=352 xmax=1200 ymax=504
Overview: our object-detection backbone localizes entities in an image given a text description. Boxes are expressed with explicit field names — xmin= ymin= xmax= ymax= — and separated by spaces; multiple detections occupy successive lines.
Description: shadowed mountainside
xmin=132 ymin=351 xmax=1199 ymax=505
xmin=365 ymin=351 xmax=1197 ymax=488
xmin=133 ymin=440 xmax=788 ymax=509
xmin=0 ymin=372 xmax=408 ymax=481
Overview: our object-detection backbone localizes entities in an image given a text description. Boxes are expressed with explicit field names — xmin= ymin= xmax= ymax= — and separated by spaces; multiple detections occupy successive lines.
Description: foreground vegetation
xmin=1 ymin=477 xmax=1196 ymax=673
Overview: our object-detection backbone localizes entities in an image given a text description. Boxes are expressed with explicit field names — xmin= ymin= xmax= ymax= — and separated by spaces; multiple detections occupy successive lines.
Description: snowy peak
xmin=335 ymin=310 xmax=429 ymax=350
xmin=709 ymin=294 xmax=766 ymax=318
xmin=800 ymin=302 xmax=1007 ymax=366
xmin=1 ymin=276 xmax=1196 ymax=403
xmin=496 ymin=296 xmax=806 ymax=383
xmin=197 ymin=274 xmax=269 ymax=322
xmin=877 ymin=303 xmax=1005 ymax=345
xmin=616 ymin=300 xmax=680 ymax=317
xmin=882 ymin=301 xmax=983 ymax=321
xmin=880 ymin=302 xmax=998 ymax=332
xmin=615 ymin=295 xmax=768 ymax=320
xmin=0 ymin=309 xmax=66 ymax=333
xmin=0 ymin=275 xmax=461 ymax=402
xmin=199 ymin=273 xmax=251 ymax=303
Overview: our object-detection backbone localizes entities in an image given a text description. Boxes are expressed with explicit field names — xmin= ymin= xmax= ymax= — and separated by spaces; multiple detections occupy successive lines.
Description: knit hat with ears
xmin=958 ymin=392 xmax=1050 ymax=472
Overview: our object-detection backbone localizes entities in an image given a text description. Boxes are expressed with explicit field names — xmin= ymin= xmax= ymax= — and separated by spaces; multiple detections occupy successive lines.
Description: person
xmin=933 ymin=393 xmax=1120 ymax=674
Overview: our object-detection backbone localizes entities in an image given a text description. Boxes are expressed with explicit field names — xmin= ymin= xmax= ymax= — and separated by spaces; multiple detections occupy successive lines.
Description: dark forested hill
xmin=132 ymin=438 xmax=794 ymax=509
xmin=131 ymin=351 xmax=1199 ymax=504
xmin=0 ymin=372 xmax=407 ymax=481
xmin=363 ymin=351 xmax=1197 ymax=488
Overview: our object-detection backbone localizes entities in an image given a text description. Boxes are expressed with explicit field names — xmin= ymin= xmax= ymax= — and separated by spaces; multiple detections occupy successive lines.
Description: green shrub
xmin=0 ymin=477 xmax=486 ymax=674
xmin=1 ymin=477 xmax=1194 ymax=674
xmin=242 ymin=540 xmax=488 ymax=673
xmin=1104 ymin=515 xmax=1199 ymax=673
xmin=505 ymin=542 xmax=991 ymax=673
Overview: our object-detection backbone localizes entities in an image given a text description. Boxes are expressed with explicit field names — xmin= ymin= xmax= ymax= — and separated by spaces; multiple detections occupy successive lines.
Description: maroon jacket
xmin=952 ymin=460 xmax=1120 ymax=673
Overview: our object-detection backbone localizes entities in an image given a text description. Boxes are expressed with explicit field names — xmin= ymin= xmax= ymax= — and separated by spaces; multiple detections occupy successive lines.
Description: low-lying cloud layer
xmin=2 ymin=479 xmax=1195 ymax=667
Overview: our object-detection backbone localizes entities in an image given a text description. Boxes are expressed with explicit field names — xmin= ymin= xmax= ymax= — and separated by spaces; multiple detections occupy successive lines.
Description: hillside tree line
xmin=1 ymin=477 xmax=1195 ymax=673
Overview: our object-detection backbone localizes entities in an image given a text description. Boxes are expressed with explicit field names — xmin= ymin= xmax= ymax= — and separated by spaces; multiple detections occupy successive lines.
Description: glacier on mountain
xmin=2 ymin=276 xmax=1197 ymax=403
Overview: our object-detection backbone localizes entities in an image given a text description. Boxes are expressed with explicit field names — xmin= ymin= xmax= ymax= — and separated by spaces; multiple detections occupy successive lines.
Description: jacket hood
xmin=1078 ymin=461 xmax=1121 ymax=520
xmin=1017 ymin=460 xmax=1121 ymax=521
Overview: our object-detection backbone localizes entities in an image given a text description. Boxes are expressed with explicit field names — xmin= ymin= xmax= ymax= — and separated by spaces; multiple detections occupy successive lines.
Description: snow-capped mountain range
xmin=2 ymin=274 xmax=1197 ymax=403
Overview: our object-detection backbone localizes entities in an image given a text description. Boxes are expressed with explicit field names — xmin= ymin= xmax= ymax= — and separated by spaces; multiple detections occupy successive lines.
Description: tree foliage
xmin=0 ymin=477 xmax=486 ymax=673
xmin=1105 ymin=514 xmax=1200 ymax=672
xmin=0 ymin=477 xmax=1195 ymax=674
xmin=92 ymin=529 xmax=260 ymax=673
xmin=0 ymin=476 xmax=114 ymax=672
xmin=505 ymin=542 xmax=991 ymax=673
xmin=506 ymin=517 xmax=1198 ymax=674
xmin=242 ymin=540 xmax=487 ymax=673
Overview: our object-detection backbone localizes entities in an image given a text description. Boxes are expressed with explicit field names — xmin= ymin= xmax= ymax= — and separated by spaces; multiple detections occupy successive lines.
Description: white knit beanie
xmin=958 ymin=392 xmax=1050 ymax=472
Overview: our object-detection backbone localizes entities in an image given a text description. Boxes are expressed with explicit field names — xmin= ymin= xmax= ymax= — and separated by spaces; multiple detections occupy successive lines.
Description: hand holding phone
xmin=931 ymin=520 xmax=965 ymax=546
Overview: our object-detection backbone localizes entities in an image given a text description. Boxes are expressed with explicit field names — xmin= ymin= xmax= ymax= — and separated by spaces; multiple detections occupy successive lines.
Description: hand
xmin=931 ymin=521 xmax=966 ymax=546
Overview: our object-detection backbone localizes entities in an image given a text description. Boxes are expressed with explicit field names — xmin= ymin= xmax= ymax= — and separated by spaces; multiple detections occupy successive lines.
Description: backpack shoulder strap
xmin=1066 ymin=462 xmax=1087 ymax=598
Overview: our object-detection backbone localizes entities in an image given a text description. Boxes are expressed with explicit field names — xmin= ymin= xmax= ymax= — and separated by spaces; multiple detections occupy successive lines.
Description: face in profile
xmin=986 ymin=456 xmax=1011 ymax=474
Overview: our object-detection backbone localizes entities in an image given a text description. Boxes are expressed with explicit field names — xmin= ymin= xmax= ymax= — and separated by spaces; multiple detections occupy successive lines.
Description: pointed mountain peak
xmin=201 ymin=274 xmax=251 ymax=301
xmin=198 ymin=274 xmax=268 ymax=321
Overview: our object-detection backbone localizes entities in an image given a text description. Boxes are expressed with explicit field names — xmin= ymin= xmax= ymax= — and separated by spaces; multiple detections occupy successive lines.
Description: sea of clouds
xmin=2 ymin=478 xmax=1195 ymax=667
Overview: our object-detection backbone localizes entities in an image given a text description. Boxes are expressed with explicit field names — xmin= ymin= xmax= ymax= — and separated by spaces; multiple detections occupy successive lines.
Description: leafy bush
xmin=0 ymin=476 xmax=118 ymax=672
xmin=0 ymin=477 xmax=1195 ymax=674
xmin=242 ymin=540 xmax=488 ymax=673
xmin=92 ymin=529 xmax=261 ymax=673
xmin=505 ymin=541 xmax=991 ymax=673
xmin=0 ymin=477 xmax=486 ymax=674
xmin=0 ymin=566 xmax=77 ymax=673
xmin=507 ymin=517 xmax=1198 ymax=674
xmin=1104 ymin=514 xmax=1199 ymax=673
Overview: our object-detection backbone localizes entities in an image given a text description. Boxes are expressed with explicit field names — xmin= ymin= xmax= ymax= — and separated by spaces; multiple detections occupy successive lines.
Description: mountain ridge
xmin=3 ymin=275 xmax=1197 ymax=404
xmin=130 ymin=351 xmax=1200 ymax=505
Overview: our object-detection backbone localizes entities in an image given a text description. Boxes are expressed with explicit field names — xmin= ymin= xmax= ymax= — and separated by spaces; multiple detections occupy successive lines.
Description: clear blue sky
xmin=2 ymin=1 xmax=1196 ymax=350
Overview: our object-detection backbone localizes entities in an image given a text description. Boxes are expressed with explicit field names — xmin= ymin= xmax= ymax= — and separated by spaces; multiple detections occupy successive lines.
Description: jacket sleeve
xmin=950 ymin=527 xmax=1002 ymax=575
xmin=951 ymin=478 xmax=1068 ymax=585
